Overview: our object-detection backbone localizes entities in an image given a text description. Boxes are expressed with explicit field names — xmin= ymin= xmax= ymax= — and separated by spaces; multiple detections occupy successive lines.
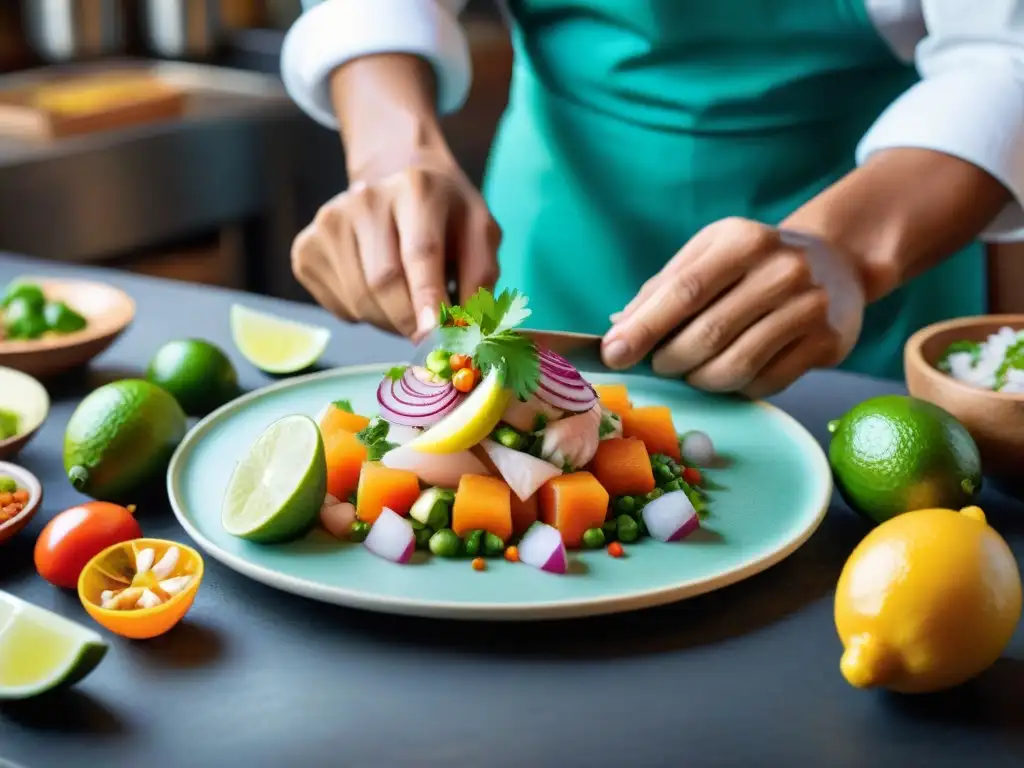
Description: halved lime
xmin=221 ymin=414 xmax=327 ymax=543
xmin=229 ymin=304 xmax=331 ymax=374
xmin=0 ymin=590 xmax=108 ymax=700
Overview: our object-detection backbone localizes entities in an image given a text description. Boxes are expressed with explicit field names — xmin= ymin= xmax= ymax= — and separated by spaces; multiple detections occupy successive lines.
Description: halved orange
xmin=77 ymin=538 xmax=204 ymax=639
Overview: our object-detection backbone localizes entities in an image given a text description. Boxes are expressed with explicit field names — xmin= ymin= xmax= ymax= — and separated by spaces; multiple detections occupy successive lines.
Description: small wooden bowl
xmin=0 ymin=367 xmax=50 ymax=460
xmin=0 ymin=461 xmax=43 ymax=544
xmin=0 ymin=277 xmax=135 ymax=378
xmin=905 ymin=315 xmax=1024 ymax=478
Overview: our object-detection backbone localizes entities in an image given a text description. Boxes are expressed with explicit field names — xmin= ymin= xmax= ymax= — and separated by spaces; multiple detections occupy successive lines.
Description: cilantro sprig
xmin=356 ymin=417 xmax=397 ymax=461
xmin=437 ymin=288 xmax=539 ymax=400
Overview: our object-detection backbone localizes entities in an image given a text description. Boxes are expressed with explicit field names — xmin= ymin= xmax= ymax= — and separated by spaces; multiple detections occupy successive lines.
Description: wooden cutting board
xmin=0 ymin=72 xmax=186 ymax=139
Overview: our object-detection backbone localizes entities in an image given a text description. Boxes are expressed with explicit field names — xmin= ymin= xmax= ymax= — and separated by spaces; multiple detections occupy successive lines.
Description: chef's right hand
xmin=290 ymin=156 xmax=502 ymax=341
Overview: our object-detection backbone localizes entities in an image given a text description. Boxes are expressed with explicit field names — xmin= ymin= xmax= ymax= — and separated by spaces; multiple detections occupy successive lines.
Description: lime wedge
xmin=221 ymin=414 xmax=327 ymax=543
xmin=0 ymin=590 xmax=108 ymax=700
xmin=406 ymin=366 xmax=513 ymax=454
xmin=229 ymin=304 xmax=331 ymax=374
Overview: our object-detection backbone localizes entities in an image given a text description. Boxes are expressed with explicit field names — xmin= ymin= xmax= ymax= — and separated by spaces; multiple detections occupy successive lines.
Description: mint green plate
xmin=167 ymin=364 xmax=831 ymax=620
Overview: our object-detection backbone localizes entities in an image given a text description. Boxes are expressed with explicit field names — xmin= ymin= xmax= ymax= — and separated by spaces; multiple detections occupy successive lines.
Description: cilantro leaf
xmin=385 ymin=365 xmax=408 ymax=382
xmin=494 ymin=290 xmax=531 ymax=333
xmin=332 ymin=399 xmax=353 ymax=413
xmin=995 ymin=339 xmax=1024 ymax=390
xmin=437 ymin=324 xmax=483 ymax=358
xmin=356 ymin=417 xmax=397 ymax=461
xmin=937 ymin=340 xmax=982 ymax=374
xmin=473 ymin=330 xmax=540 ymax=400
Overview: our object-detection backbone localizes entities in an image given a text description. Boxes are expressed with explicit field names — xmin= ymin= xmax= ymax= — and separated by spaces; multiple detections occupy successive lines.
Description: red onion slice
xmin=377 ymin=374 xmax=464 ymax=427
xmin=535 ymin=346 xmax=597 ymax=413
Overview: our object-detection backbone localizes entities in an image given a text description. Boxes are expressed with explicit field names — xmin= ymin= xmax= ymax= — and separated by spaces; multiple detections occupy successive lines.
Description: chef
xmin=281 ymin=0 xmax=1024 ymax=397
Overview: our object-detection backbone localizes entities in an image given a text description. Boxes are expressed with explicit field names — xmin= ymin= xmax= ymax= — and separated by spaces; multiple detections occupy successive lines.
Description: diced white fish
xmin=159 ymin=576 xmax=192 ymax=596
xmin=540 ymin=407 xmax=601 ymax=471
xmin=151 ymin=547 xmax=180 ymax=580
xmin=135 ymin=547 xmax=155 ymax=575
xmin=384 ymin=421 xmax=422 ymax=446
xmin=480 ymin=439 xmax=562 ymax=501
xmin=501 ymin=395 xmax=564 ymax=433
xmin=320 ymin=501 xmax=357 ymax=539
xmin=103 ymin=587 xmax=144 ymax=610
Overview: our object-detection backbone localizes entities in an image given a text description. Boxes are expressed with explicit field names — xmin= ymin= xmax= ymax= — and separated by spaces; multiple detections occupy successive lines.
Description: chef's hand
xmin=602 ymin=218 xmax=866 ymax=399
xmin=291 ymin=153 xmax=501 ymax=341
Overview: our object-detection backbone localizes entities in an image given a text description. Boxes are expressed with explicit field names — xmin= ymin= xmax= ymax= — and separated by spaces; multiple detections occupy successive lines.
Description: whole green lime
xmin=64 ymin=379 xmax=187 ymax=503
xmin=827 ymin=394 xmax=982 ymax=525
xmin=146 ymin=339 xmax=239 ymax=417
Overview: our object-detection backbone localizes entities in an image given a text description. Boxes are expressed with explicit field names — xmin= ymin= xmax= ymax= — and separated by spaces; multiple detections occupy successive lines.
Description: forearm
xmin=329 ymin=54 xmax=452 ymax=183
xmin=782 ymin=148 xmax=1012 ymax=303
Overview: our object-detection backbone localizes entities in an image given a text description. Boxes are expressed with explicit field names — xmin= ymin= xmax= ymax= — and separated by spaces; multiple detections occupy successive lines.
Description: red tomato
xmin=34 ymin=502 xmax=143 ymax=589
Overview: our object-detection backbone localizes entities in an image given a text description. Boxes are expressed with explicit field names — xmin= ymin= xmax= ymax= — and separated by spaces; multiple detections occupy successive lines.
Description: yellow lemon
xmin=835 ymin=506 xmax=1021 ymax=694
xmin=406 ymin=365 xmax=512 ymax=454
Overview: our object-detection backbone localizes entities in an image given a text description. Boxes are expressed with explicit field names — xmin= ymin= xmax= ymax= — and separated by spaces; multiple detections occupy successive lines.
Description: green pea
xmin=492 ymin=425 xmax=525 ymax=451
xmin=414 ymin=526 xmax=434 ymax=549
xmin=602 ymin=519 xmax=618 ymax=539
xmin=0 ymin=475 xmax=16 ymax=494
xmin=613 ymin=495 xmax=635 ymax=514
xmin=425 ymin=348 xmax=453 ymax=378
xmin=650 ymin=453 xmax=670 ymax=466
xmin=654 ymin=463 xmax=675 ymax=484
xmin=616 ymin=514 xmax=639 ymax=543
xmin=646 ymin=488 xmax=665 ymax=502
xmin=637 ymin=516 xmax=649 ymax=537
xmin=482 ymin=532 xmax=506 ymax=557
xmin=662 ymin=479 xmax=684 ymax=493
xmin=582 ymin=527 xmax=605 ymax=549
xmin=348 ymin=520 xmax=371 ymax=543
xmin=463 ymin=530 xmax=484 ymax=556
xmin=429 ymin=528 xmax=461 ymax=558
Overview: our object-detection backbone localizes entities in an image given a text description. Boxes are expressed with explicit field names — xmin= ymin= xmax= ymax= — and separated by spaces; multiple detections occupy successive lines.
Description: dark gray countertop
xmin=1 ymin=254 xmax=1022 ymax=768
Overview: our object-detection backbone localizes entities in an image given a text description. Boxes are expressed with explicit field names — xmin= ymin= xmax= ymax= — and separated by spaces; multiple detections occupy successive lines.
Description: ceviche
xmin=222 ymin=289 xmax=721 ymax=575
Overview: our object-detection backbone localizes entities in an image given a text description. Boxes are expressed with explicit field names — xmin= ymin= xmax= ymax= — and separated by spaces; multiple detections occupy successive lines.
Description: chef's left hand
xmin=602 ymin=218 xmax=866 ymax=399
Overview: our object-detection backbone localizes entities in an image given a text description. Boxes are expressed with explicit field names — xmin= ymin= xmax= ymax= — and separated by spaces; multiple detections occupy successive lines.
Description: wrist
xmin=781 ymin=148 xmax=1011 ymax=303
xmin=329 ymin=53 xmax=454 ymax=183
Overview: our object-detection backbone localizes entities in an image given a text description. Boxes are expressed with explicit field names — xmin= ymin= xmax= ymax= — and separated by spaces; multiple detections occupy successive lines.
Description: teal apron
xmin=485 ymin=0 xmax=986 ymax=380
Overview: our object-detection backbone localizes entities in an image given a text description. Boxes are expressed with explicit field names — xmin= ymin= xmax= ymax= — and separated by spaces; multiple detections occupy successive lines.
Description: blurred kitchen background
xmin=0 ymin=1 xmax=1020 ymax=312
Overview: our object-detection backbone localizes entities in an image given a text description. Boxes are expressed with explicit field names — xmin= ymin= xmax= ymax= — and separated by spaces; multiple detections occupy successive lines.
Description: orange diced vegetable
xmin=510 ymin=493 xmax=539 ymax=537
xmin=594 ymin=384 xmax=632 ymax=416
xmin=320 ymin=404 xmax=371 ymax=438
xmin=323 ymin=430 xmax=368 ymax=501
xmin=590 ymin=437 xmax=655 ymax=496
xmin=452 ymin=474 xmax=513 ymax=541
xmin=355 ymin=462 xmax=421 ymax=523
xmin=538 ymin=472 xmax=610 ymax=549
xmin=622 ymin=405 xmax=681 ymax=461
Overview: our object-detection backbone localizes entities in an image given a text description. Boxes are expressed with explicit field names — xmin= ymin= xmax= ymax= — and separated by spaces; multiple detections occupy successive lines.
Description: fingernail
xmin=417 ymin=306 xmax=437 ymax=335
xmin=603 ymin=339 xmax=631 ymax=369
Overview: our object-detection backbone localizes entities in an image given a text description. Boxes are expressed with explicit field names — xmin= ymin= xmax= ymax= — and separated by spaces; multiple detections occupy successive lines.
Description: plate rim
xmin=167 ymin=363 xmax=833 ymax=620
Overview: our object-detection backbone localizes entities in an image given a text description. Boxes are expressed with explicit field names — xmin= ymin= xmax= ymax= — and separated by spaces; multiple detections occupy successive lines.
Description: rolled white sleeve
xmin=281 ymin=0 xmax=473 ymax=130
xmin=857 ymin=0 xmax=1024 ymax=241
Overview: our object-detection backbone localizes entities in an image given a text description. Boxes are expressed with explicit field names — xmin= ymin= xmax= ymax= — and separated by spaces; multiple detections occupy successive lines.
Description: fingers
xmin=456 ymin=205 xmax=501 ymax=304
xmin=291 ymin=223 xmax=356 ymax=322
xmin=650 ymin=249 xmax=814 ymax=376
xmin=602 ymin=235 xmax=767 ymax=369
xmin=741 ymin=328 xmax=839 ymax=400
xmin=393 ymin=172 xmax=450 ymax=339
xmin=348 ymin=186 xmax=417 ymax=337
xmin=685 ymin=287 xmax=832 ymax=392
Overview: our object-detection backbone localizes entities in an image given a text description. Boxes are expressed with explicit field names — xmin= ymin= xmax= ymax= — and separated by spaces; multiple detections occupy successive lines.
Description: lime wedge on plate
xmin=221 ymin=414 xmax=327 ymax=543
xmin=230 ymin=304 xmax=330 ymax=374
xmin=406 ymin=366 xmax=512 ymax=454
xmin=0 ymin=590 xmax=108 ymax=700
